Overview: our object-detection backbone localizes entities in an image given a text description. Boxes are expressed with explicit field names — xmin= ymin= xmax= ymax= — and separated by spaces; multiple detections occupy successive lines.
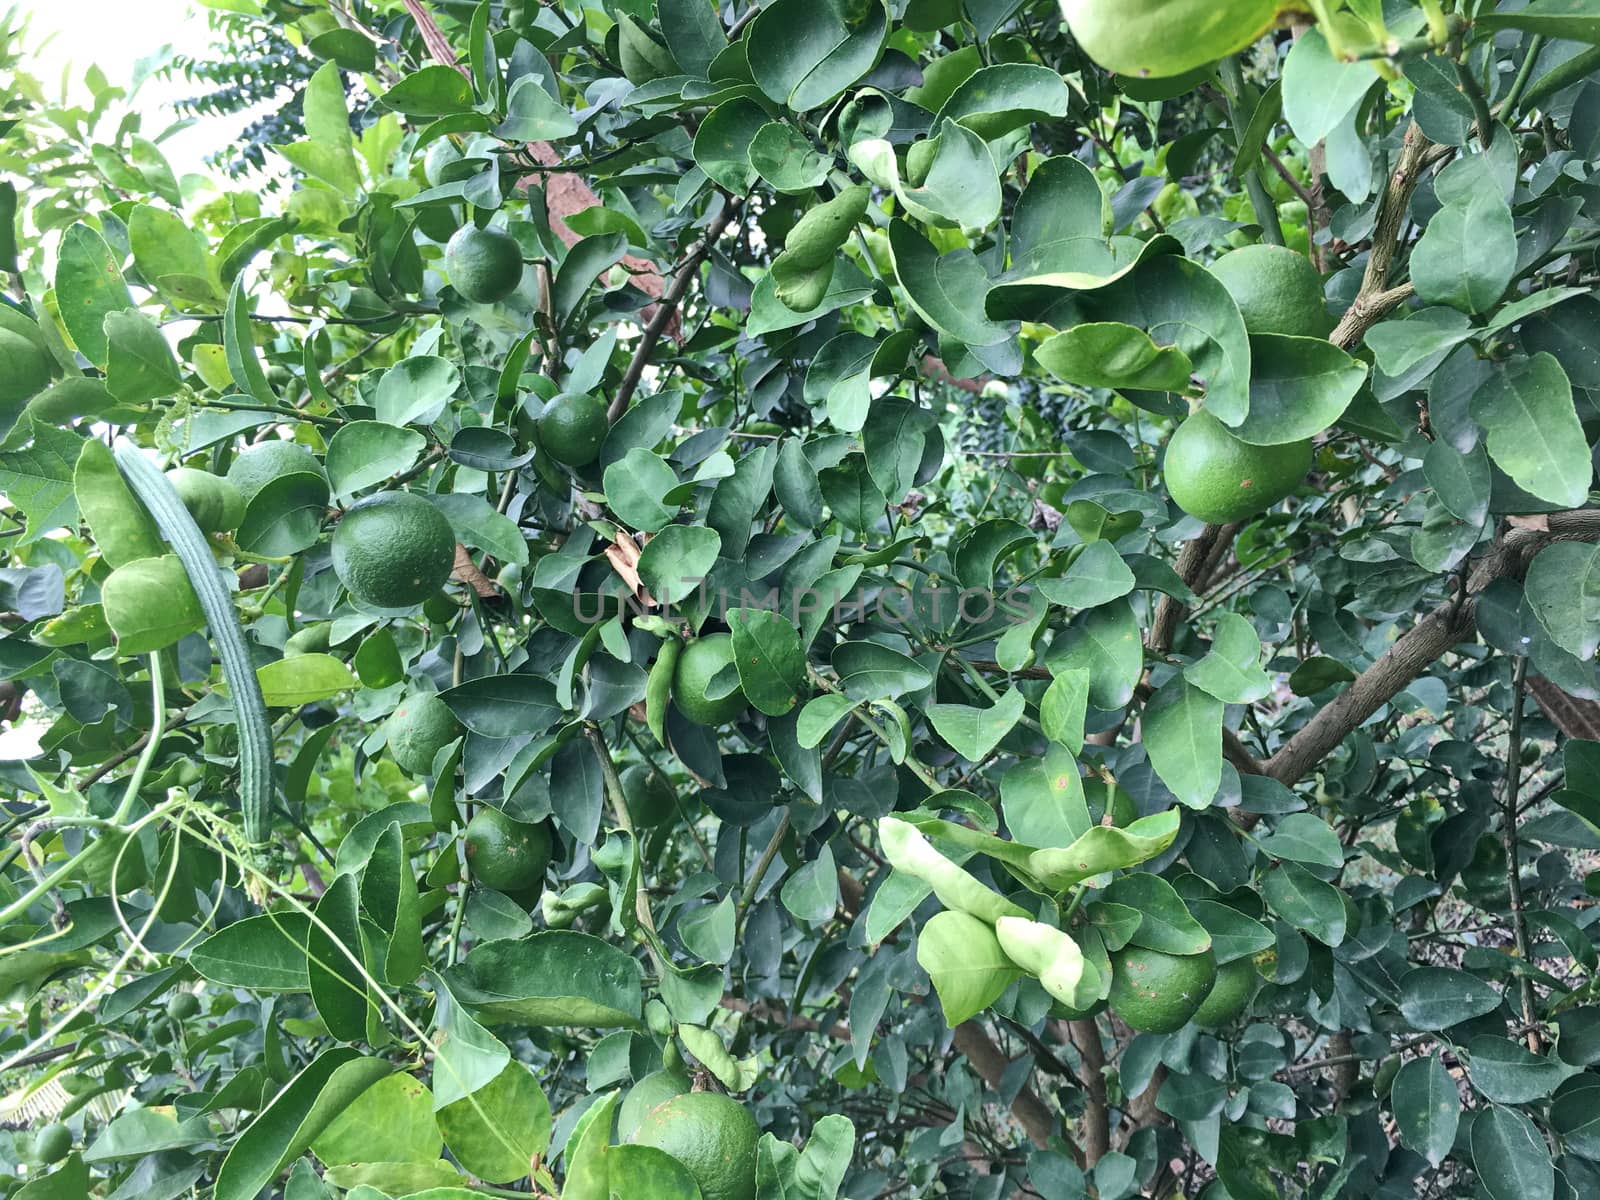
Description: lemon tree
xmin=4 ymin=3 xmax=1600 ymax=1198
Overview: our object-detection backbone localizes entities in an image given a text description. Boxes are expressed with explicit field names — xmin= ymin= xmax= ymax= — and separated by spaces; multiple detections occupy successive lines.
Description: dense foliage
xmin=3 ymin=1 xmax=1600 ymax=1197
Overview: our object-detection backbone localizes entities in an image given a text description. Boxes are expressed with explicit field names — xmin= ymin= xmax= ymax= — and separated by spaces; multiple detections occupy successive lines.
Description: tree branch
xmin=607 ymin=196 xmax=742 ymax=423
xmin=1065 ymin=1019 xmax=1109 ymax=1166
xmin=951 ymin=1020 xmax=1058 ymax=1151
xmin=1259 ymin=511 xmax=1600 ymax=793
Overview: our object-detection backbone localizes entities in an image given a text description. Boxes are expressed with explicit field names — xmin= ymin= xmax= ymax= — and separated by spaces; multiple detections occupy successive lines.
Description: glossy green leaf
xmin=1142 ymin=678 xmax=1223 ymax=809
xmin=55 ymin=223 xmax=131 ymax=368
xmin=1231 ymin=334 xmax=1366 ymax=446
xmin=1400 ymin=966 xmax=1503 ymax=1030
xmin=1412 ymin=190 xmax=1517 ymax=315
xmin=1471 ymin=353 xmax=1592 ymax=508
xmin=917 ymin=909 xmax=1019 ymax=1025
xmin=1392 ymin=1053 xmax=1458 ymax=1168
xmin=440 ymin=932 xmax=643 ymax=1027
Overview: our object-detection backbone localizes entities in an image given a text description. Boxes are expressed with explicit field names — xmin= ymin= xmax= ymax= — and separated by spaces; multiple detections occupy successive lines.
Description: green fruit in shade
xmin=1107 ymin=945 xmax=1218 ymax=1033
xmin=618 ymin=1068 xmax=693 ymax=1140
xmin=33 ymin=1122 xmax=71 ymax=1165
xmin=1208 ymin=243 xmax=1332 ymax=338
xmin=0 ymin=327 xmax=52 ymax=407
xmin=226 ymin=440 xmax=326 ymax=504
xmin=630 ymin=1091 xmax=760 ymax=1200
xmin=1192 ymin=957 xmax=1259 ymax=1029
xmin=422 ymin=591 xmax=458 ymax=624
xmin=332 ymin=491 xmax=457 ymax=608
xmin=537 ymin=393 xmax=610 ymax=467
xmin=464 ymin=806 xmax=553 ymax=893
xmin=1164 ymin=410 xmax=1312 ymax=524
xmin=167 ymin=467 xmax=245 ymax=532
xmin=167 ymin=991 xmax=200 ymax=1020
xmin=444 ymin=224 xmax=524 ymax=303
xmin=673 ymin=634 xmax=746 ymax=726
xmin=620 ymin=764 xmax=678 ymax=827
xmin=385 ymin=692 xmax=463 ymax=775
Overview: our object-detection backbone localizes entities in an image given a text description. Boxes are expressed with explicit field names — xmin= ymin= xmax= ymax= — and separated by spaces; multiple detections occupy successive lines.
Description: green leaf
xmin=637 ymin=524 xmax=722 ymax=605
xmin=214 ymin=1048 xmax=394 ymax=1200
xmin=191 ymin=913 xmax=312 ymax=990
xmin=224 ymin=277 xmax=276 ymax=405
xmin=728 ymin=605 xmax=806 ymax=716
xmin=325 ymin=421 xmax=426 ymax=500
xmin=858 ymin=121 xmax=1001 ymax=231
xmin=781 ymin=843 xmax=839 ymax=923
xmin=1364 ymin=306 xmax=1473 ymax=378
xmin=1281 ymin=28 xmax=1379 ymax=146
xmin=1392 ymin=1053 xmax=1458 ymax=1168
xmin=796 ymin=693 xmax=858 ymax=747
xmin=1255 ymin=813 xmax=1344 ymax=869
xmin=256 ymin=653 xmax=357 ymax=706
xmin=55 ymin=224 xmax=131 ymax=368
xmin=1231 ymin=334 xmax=1366 ymax=446
xmin=435 ymin=1062 xmax=551 ymax=1185
xmin=0 ymin=421 xmax=83 ymax=543
xmin=888 ymin=220 xmax=1014 ymax=349
xmin=750 ymin=122 xmax=833 ymax=194
xmin=1039 ymin=540 xmax=1136 ymax=610
xmin=935 ymin=63 xmax=1072 ymax=139
xmin=1048 ymin=598 xmax=1142 ymax=710
xmin=1399 ymin=966 xmax=1503 ymax=1030
xmin=659 ymin=0 xmax=726 ymax=77
xmin=1036 ymin=322 xmax=1194 ymax=392
xmin=831 ymin=641 xmax=933 ymax=701
xmin=1471 ymin=1105 xmax=1554 ymax=1200
xmin=1083 ymin=255 xmax=1254 ymax=426
xmin=604 ymin=448 xmax=680 ymax=532
xmin=311 ymin=1073 xmax=440 ymax=1167
xmin=916 ymin=909 xmax=1019 ymax=1025
xmin=1103 ymin=872 xmax=1210 ymax=954
xmin=1187 ymin=900 xmax=1274 ymax=964
xmin=1478 ymin=1 xmax=1600 ymax=43
xmin=496 ymin=75 xmax=578 ymax=141
xmin=1465 ymin=1036 xmax=1576 ymax=1105
xmin=1184 ymin=612 xmax=1271 ymax=704
xmin=1471 ymin=353 xmax=1592 ymax=507
xmin=1288 ymin=655 xmax=1357 ymax=696
xmin=692 ymin=97 xmax=768 ymax=192
xmin=375 ymin=356 xmax=459 ymax=427
xmin=747 ymin=0 xmax=888 ymax=111
xmin=361 ymin=820 xmax=424 ymax=985
xmin=1261 ymin=861 xmax=1347 ymax=946
xmin=1142 ymin=678 xmax=1223 ymax=809
xmin=102 ymin=555 xmax=204 ymax=652
xmin=439 ymin=674 xmax=561 ymax=739
xmin=1027 ymin=810 xmax=1183 ymax=891
xmin=1412 ymin=190 xmax=1517 ymax=315
xmin=1524 ymin=541 xmax=1600 ymax=662
xmin=381 ymin=65 xmax=476 ymax=117
xmin=926 ymin=689 xmax=1024 ymax=762
xmin=1039 ymin=668 xmax=1090 ymax=753
xmin=236 ymin=471 xmax=329 ymax=558
xmin=441 ymin=932 xmax=644 ymax=1027
xmin=307 ymin=871 xmax=372 ymax=1043
xmin=103 ymin=311 xmax=182 ymax=403
xmin=75 ymin=438 xmax=163 ymax=567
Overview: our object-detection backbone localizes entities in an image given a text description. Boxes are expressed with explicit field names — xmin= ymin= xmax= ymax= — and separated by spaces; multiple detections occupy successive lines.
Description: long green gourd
xmin=114 ymin=443 xmax=274 ymax=845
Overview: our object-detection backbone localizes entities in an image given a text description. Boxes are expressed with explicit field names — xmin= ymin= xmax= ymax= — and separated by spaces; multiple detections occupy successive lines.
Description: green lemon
xmin=1164 ymin=410 xmax=1311 ymax=525
xmin=385 ymin=692 xmax=463 ymax=775
xmin=102 ymin=556 xmax=204 ymax=653
xmin=464 ymin=807 xmax=553 ymax=893
xmin=444 ymin=224 xmax=525 ymax=304
xmin=0 ymin=327 xmax=52 ymax=408
xmin=620 ymin=764 xmax=678 ymax=827
xmin=167 ymin=467 xmax=246 ymax=533
xmin=537 ymin=393 xmax=610 ymax=467
xmin=332 ymin=491 xmax=457 ymax=609
xmin=1060 ymin=0 xmax=1284 ymax=79
xmin=1192 ymin=957 xmax=1259 ymax=1029
xmin=618 ymin=1068 xmax=693 ymax=1140
xmin=1107 ymin=944 xmax=1218 ymax=1033
xmin=673 ymin=634 xmax=746 ymax=726
xmin=227 ymin=440 xmax=326 ymax=504
xmin=166 ymin=991 xmax=201 ymax=1020
xmin=630 ymin=1091 xmax=760 ymax=1200
xmin=33 ymin=1122 xmax=71 ymax=1165
xmin=1207 ymin=244 xmax=1333 ymax=338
